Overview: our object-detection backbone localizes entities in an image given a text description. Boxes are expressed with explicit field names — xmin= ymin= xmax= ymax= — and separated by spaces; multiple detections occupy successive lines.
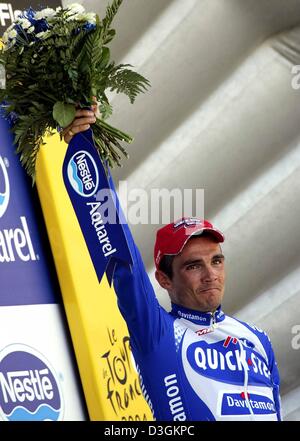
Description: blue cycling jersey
xmin=113 ymin=222 xmax=281 ymax=421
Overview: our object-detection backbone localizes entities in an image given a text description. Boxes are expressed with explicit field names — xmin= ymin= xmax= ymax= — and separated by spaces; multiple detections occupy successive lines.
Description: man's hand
xmin=62 ymin=101 xmax=97 ymax=144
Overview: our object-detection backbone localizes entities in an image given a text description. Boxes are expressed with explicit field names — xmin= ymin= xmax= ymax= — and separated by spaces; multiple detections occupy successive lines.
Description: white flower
xmin=74 ymin=12 xmax=96 ymax=24
xmin=66 ymin=3 xmax=85 ymax=16
xmin=27 ymin=26 xmax=35 ymax=34
xmin=55 ymin=6 xmax=62 ymax=13
xmin=35 ymin=8 xmax=56 ymax=20
xmin=17 ymin=18 xmax=32 ymax=30
xmin=8 ymin=29 xmax=17 ymax=39
xmin=36 ymin=30 xmax=51 ymax=40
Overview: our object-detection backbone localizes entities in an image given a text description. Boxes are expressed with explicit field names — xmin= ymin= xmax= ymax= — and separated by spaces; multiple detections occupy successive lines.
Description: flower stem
xmin=96 ymin=118 xmax=133 ymax=143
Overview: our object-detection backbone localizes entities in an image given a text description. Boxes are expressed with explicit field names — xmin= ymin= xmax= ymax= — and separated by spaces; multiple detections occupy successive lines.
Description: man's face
xmin=168 ymin=236 xmax=225 ymax=312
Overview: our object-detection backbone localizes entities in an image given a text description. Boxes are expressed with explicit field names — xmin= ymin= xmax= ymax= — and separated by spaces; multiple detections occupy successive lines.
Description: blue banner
xmin=0 ymin=116 xmax=60 ymax=306
xmin=62 ymin=129 xmax=132 ymax=283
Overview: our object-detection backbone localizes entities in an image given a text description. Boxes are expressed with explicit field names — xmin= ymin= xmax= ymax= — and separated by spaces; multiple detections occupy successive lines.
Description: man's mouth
xmin=200 ymin=287 xmax=220 ymax=293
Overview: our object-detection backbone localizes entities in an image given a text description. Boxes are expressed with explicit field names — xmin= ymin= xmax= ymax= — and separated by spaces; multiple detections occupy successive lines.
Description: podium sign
xmin=0 ymin=115 xmax=86 ymax=421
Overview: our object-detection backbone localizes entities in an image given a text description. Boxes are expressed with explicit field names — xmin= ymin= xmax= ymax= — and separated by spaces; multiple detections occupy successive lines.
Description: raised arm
xmin=64 ymin=113 xmax=167 ymax=353
xmin=107 ymin=168 xmax=167 ymax=354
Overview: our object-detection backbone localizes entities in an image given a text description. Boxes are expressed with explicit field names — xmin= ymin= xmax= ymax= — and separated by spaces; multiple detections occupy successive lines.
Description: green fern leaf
xmin=102 ymin=0 xmax=123 ymax=35
xmin=108 ymin=67 xmax=150 ymax=103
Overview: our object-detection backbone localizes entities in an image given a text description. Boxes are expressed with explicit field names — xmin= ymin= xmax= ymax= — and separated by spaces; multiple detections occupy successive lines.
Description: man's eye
xmin=213 ymin=259 xmax=222 ymax=265
xmin=187 ymin=264 xmax=200 ymax=270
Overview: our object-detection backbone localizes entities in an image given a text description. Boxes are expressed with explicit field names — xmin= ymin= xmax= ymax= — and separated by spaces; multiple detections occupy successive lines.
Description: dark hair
xmin=158 ymin=254 xmax=175 ymax=279
xmin=158 ymin=232 xmax=220 ymax=280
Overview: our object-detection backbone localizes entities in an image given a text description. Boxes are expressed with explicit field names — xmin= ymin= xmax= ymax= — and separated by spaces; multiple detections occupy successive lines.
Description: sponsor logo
xmin=174 ymin=218 xmax=203 ymax=229
xmin=0 ymin=157 xmax=36 ymax=263
xmin=164 ymin=374 xmax=186 ymax=421
xmin=196 ymin=327 xmax=214 ymax=336
xmin=223 ymin=336 xmax=238 ymax=348
xmin=177 ymin=310 xmax=208 ymax=323
xmin=0 ymin=216 xmax=37 ymax=263
xmin=0 ymin=345 xmax=63 ymax=421
xmin=67 ymin=151 xmax=99 ymax=197
xmin=220 ymin=391 xmax=276 ymax=416
xmin=186 ymin=340 xmax=272 ymax=387
xmin=0 ymin=156 xmax=10 ymax=218
xmin=87 ymin=201 xmax=117 ymax=258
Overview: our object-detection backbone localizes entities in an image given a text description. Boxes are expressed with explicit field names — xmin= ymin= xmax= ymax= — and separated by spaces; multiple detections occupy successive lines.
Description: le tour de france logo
xmin=0 ymin=155 xmax=10 ymax=219
xmin=67 ymin=150 xmax=99 ymax=198
xmin=0 ymin=344 xmax=64 ymax=421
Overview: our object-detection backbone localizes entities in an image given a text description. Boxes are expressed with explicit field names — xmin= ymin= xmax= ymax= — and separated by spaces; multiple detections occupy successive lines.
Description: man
xmin=65 ymin=115 xmax=282 ymax=421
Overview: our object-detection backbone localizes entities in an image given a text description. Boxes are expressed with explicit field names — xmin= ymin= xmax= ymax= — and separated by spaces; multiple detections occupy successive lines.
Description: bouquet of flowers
xmin=0 ymin=1 xmax=150 ymax=181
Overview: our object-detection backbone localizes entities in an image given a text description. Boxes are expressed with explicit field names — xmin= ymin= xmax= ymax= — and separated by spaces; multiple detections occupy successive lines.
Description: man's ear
xmin=155 ymin=270 xmax=172 ymax=291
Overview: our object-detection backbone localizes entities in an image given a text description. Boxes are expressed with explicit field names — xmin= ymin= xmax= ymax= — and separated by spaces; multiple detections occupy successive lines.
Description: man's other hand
xmin=62 ymin=100 xmax=97 ymax=144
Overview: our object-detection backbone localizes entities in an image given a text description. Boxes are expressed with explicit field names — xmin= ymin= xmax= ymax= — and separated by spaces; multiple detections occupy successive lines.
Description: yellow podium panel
xmin=36 ymin=133 xmax=153 ymax=421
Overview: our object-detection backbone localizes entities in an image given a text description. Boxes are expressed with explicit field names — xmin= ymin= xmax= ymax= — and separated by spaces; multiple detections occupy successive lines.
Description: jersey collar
xmin=170 ymin=303 xmax=225 ymax=326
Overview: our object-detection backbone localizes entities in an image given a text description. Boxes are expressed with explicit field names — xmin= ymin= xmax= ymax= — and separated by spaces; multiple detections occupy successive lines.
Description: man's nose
xmin=201 ymin=265 xmax=217 ymax=281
